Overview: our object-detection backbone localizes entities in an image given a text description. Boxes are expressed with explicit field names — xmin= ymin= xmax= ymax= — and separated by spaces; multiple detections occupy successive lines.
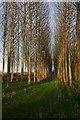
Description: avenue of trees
xmin=1 ymin=2 xmax=52 ymax=90
xmin=54 ymin=2 xmax=80 ymax=91
xmin=1 ymin=1 xmax=80 ymax=92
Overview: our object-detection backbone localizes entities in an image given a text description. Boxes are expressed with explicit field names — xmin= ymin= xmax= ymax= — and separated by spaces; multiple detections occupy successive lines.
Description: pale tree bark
xmin=62 ymin=21 xmax=66 ymax=83
xmin=34 ymin=32 xmax=36 ymax=83
xmin=11 ymin=10 xmax=15 ymax=82
xmin=73 ymin=36 xmax=77 ymax=80
xmin=42 ymin=62 xmax=45 ymax=79
xmin=67 ymin=1 xmax=72 ymax=86
xmin=10 ymin=34 xmax=14 ymax=82
xmin=37 ymin=19 xmax=41 ymax=82
xmin=44 ymin=65 xmax=47 ymax=79
xmin=28 ymin=4 xmax=33 ymax=85
xmin=65 ymin=44 xmax=68 ymax=83
xmin=16 ymin=14 xmax=20 ymax=81
xmin=62 ymin=42 xmax=66 ymax=83
xmin=21 ymin=3 xmax=26 ymax=87
xmin=41 ymin=56 xmax=43 ymax=80
xmin=62 ymin=8 xmax=67 ymax=84
xmin=57 ymin=53 xmax=63 ymax=81
xmin=34 ymin=25 xmax=37 ymax=82
xmin=7 ymin=2 xmax=14 ymax=90
xmin=34 ymin=3 xmax=38 ymax=83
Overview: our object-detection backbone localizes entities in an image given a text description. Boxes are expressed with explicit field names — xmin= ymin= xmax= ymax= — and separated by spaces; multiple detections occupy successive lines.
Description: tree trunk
xmin=37 ymin=19 xmax=41 ymax=82
xmin=16 ymin=15 xmax=19 ymax=81
xmin=21 ymin=3 xmax=26 ymax=87
xmin=57 ymin=53 xmax=63 ymax=80
xmin=34 ymin=45 xmax=37 ymax=83
xmin=67 ymin=2 xmax=72 ymax=86
xmin=34 ymin=4 xmax=37 ymax=83
xmin=76 ymin=2 xmax=80 ymax=91
xmin=11 ymin=20 xmax=15 ymax=82
xmin=2 ymin=3 xmax=7 ymax=83
xmin=7 ymin=2 xmax=14 ymax=90
xmin=28 ymin=4 xmax=32 ymax=85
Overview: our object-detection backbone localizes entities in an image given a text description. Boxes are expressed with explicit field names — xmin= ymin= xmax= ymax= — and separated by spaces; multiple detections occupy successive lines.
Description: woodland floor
xmin=2 ymin=76 xmax=80 ymax=118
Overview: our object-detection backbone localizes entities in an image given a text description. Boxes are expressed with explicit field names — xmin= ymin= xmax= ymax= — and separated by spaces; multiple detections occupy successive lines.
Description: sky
xmin=0 ymin=2 xmax=56 ymax=72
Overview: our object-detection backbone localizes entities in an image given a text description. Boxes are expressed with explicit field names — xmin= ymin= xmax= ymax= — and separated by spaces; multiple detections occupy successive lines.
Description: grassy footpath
xmin=2 ymin=77 xmax=80 ymax=118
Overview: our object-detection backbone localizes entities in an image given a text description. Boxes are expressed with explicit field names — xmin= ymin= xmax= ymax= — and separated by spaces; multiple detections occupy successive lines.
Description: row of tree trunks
xmin=54 ymin=2 xmax=73 ymax=86
xmin=2 ymin=2 xmax=52 ymax=91
xmin=54 ymin=2 xmax=80 ymax=91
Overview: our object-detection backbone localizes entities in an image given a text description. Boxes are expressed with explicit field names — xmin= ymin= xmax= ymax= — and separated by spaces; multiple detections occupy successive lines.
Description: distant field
xmin=2 ymin=77 xmax=80 ymax=118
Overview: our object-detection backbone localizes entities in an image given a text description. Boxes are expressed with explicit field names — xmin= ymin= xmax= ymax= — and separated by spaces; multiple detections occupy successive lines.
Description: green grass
xmin=2 ymin=77 xmax=80 ymax=118
xmin=0 ymin=76 xmax=2 ymax=120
